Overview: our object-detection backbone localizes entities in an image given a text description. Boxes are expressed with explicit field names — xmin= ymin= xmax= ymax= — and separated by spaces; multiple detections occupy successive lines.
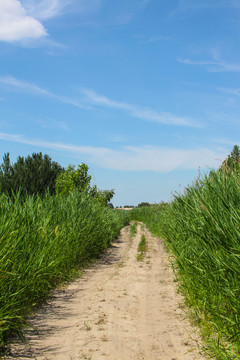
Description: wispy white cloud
xmin=178 ymin=57 xmax=240 ymax=73
xmin=0 ymin=131 xmax=108 ymax=155
xmin=21 ymin=0 xmax=73 ymax=21
xmin=0 ymin=0 xmax=47 ymax=42
xmin=0 ymin=132 xmax=227 ymax=172
xmin=0 ymin=75 xmax=51 ymax=95
xmin=0 ymin=75 xmax=88 ymax=109
xmin=0 ymin=75 xmax=200 ymax=128
xmin=81 ymin=89 xmax=200 ymax=127
xmin=22 ymin=0 xmax=101 ymax=21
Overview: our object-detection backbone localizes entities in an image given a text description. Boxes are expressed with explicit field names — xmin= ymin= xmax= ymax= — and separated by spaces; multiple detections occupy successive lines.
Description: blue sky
xmin=0 ymin=0 xmax=239 ymax=206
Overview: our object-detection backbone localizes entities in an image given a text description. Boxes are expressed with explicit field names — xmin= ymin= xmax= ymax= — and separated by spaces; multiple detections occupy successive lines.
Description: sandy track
xmin=6 ymin=223 xmax=205 ymax=360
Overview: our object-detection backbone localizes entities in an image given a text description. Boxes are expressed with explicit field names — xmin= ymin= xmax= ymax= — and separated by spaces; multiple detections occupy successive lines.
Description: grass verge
xmin=130 ymin=170 xmax=240 ymax=359
xmin=0 ymin=190 xmax=130 ymax=350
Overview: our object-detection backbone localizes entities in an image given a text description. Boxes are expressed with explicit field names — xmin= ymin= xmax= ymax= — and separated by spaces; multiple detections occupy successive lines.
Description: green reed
xmin=0 ymin=191 xmax=129 ymax=347
xmin=131 ymin=170 xmax=240 ymax=359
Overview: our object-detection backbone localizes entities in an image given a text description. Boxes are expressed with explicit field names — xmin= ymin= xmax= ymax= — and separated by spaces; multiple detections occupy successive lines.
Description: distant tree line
xmin=0 ymin=152 xmax=114 ymax=206
xmin=116 ymin=203 xmax=150 ymax=209
xmin=137 ymin=202 xmax=150 ymax=207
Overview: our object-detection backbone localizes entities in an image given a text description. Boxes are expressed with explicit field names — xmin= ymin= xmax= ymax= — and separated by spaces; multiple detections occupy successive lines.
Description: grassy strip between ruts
xmin=130 ymin=221 xmax=138 ymax=238
xmin=0 ymin=190 xmax=130 ymax=350
xmin=131 ymin=169 xmax=240 ymax=360
xmin=137 ymin=234 xmax=147 ymax=261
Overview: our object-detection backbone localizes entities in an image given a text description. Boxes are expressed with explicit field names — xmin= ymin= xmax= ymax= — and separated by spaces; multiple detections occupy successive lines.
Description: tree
xmin=55 ymin=163 xmax=92 ymax=195
xmin=0 ymin=153 xmax=14 ymax=195
xmin=56 ymin=163 xmax=115 ymax=206
xmin=96 ymin=189 xmax=115 ymax=206
xmin=0 ymin=152 xmax=63 ymax=197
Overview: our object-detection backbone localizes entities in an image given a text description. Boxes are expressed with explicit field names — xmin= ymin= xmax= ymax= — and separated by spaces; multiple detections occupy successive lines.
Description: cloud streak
xmin=0 ymin=132 xmax=227 ymax=172
xmin=178 ymin=57 xmax=240 ymax=73
xmin=0 ymin=75 xmax=200 ymax=128
xmin=81 ymin=89 xmax=200 ymax=127
xmin=21 ymin=0 xmax=73 ymax=21
xmin=0 ymin=75 xmax=88 ymax=109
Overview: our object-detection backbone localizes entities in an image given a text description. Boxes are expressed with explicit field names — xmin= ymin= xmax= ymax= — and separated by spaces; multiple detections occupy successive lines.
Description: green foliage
xmin=55 ymin=163 xmax=91 ymax=195
xmin=0 ymin=191 xmax=130 ymax=348
xmin=55 ymin=163 xmax=114 ymax=206
xmin=0 ymin=153 xmax=12 ymax=196
xmin=131 ymin=171 xmax=240 ymax=358
xmin=0 ymin=152 xmax=63 ymax=198
xmin=96 ymin=189 xmax=115 ymax=206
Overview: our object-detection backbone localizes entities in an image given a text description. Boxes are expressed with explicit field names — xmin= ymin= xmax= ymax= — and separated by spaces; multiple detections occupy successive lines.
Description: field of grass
xmin=0 ymin=191 xmax=130 ymax=348
xmin=131 ymin=170 xmax=240 ymax=359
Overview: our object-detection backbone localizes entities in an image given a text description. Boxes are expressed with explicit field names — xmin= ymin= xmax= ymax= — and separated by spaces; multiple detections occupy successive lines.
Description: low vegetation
xmin=131 ymin=146 xmax=240 ymax=359
xmin=137 ymin=234 xmax=147 ymax=261
xmin=130 ymin=222 xmax=138 ymax=238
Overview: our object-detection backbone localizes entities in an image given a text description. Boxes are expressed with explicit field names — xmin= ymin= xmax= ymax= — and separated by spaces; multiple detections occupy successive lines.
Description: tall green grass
xmin=131 ymin=170 xmax=240 ymax=359
xmin=0 ymin=191 xmax=129 ymax=347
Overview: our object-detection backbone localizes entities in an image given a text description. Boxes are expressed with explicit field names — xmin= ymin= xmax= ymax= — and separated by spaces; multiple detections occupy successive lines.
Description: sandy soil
xmin=5 ymin=223 xmax=206 ymax=360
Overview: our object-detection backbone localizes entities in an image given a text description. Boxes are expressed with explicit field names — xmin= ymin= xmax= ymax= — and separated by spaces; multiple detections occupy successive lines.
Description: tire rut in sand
xmin=5 ymin=223 xmax=206 ymax=360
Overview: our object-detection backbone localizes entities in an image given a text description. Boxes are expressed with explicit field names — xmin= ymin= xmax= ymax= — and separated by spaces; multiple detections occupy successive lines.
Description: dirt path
xmin=6 ymin=223 xmax=205 ymax=360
